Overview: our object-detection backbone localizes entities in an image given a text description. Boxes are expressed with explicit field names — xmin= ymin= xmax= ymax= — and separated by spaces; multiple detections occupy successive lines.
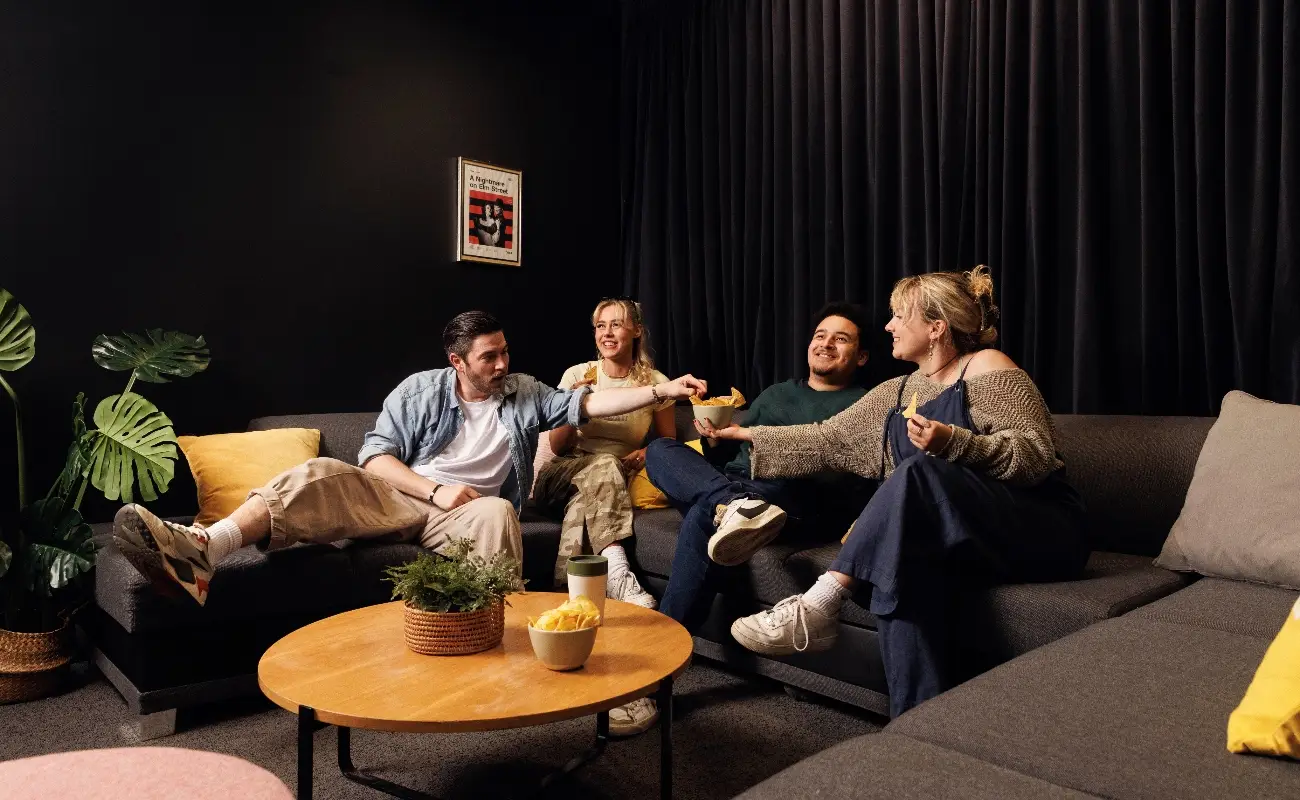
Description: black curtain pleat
xmin=619 ymin=0 xmax=1300 ymax=415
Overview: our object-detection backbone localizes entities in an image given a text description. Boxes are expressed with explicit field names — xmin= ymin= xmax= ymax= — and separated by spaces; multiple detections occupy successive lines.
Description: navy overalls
xmin=831 ymin=362 xmax=1088 ymax=718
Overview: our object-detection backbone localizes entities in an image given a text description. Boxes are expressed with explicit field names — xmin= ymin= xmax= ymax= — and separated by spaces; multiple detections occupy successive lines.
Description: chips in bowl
xmin=690 ymin=387 xmax=746 ymax=408
xmin=528 ymin=595 xmax=602 ymax=631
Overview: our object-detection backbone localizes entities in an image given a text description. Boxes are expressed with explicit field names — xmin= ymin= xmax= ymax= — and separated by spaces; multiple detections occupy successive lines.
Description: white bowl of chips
xmin=691 ymin=387 xmax=745 ymax=429
xmin=527 ymin=596 xmax=601 ymax=671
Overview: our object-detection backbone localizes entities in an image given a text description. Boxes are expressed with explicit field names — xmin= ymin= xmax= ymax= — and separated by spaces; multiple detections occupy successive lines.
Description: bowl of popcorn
xmin=691 ymin=387 xmax=746 ymax=429
xmin=527 ymin=596 xmax=601 ymax=671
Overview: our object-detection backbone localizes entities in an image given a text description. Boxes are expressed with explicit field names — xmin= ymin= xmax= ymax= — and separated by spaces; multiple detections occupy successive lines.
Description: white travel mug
xmin=566 ymin=555 xmax=608 ymax=623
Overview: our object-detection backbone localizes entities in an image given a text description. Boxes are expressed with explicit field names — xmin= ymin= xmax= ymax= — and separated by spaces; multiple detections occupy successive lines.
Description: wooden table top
xmin=257 ymin=592 xmax=693 ymax=733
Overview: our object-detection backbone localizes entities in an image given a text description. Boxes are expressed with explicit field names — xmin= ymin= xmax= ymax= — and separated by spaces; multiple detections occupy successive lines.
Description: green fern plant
xmin=386 ymin=538 xmax=524 ymax=613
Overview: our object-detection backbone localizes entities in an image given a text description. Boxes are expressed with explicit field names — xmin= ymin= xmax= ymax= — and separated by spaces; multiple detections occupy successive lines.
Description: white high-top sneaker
xmin=708 ymin=498 xmax=787 ymax=566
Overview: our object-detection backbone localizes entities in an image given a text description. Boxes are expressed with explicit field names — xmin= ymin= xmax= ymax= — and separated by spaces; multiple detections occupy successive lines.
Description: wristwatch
xmin=428 ymin=483 xmax=443 ymax=505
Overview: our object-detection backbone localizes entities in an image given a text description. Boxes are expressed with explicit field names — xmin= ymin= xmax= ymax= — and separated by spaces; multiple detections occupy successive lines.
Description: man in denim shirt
xmin=113 ymin=310 xmax=707 ymax=606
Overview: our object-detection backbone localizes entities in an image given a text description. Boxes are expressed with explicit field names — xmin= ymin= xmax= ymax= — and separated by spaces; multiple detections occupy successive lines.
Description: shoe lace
xmin=763 ymin=596 xmax=812 ymax=652
xmin=613 ymin=696 xmax=654 ymax=720
xmin=609 ymin=570 xmax=632 ymax=595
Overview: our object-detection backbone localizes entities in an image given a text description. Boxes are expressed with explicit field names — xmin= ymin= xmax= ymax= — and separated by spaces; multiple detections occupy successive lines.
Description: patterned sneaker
xmin=607 ymin=569 xmax=656 ymax=609
xmin=608 ymin=697 xmax=658 ymax=737
xmin=730 ymin=595 xmax=838 ymax=656
xmin=707 ymin=498 xmax=788 ymax=566
xmin=112 ymin=504 xmax=214 ymax=606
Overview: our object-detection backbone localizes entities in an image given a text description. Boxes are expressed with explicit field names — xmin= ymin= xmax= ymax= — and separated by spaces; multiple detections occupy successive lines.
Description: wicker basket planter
xmin=403 ymin=601 xmax=505 ymax=656
xmin=0 ymin=622 xmax=72 ymax=704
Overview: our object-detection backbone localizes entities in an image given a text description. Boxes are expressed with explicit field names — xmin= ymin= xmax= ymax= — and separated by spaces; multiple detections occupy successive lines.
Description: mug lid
xmin=567 ymin=555 xmax=608 ymax=577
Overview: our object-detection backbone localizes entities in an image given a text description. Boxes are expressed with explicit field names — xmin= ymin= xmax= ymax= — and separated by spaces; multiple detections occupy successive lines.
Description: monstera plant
xmin=0 ymin=288 xmax=209 ymax=634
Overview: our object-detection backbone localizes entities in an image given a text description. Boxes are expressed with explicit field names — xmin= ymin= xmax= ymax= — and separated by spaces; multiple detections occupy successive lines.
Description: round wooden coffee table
xmin=258 ymin=593 xmax=693 ymax=800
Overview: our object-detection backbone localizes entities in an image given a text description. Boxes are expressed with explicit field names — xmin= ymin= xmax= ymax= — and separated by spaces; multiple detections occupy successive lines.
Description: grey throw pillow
xmin=1156 ymin=391 xmax=1300 ymax=588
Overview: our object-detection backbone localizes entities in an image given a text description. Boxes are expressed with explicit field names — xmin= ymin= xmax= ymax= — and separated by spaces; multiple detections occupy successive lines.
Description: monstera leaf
xmin=20 ymin=497 xmax=94 ymax=596
xmin=92 ymin=329 xmax=209 ymax=384
xmin=85 ymin=392 xmax=177 ymax=503
xmin=50 ymin=393 xmax=91 ymax=504
xmin=0 ymin=288 xmax=35 ymax=372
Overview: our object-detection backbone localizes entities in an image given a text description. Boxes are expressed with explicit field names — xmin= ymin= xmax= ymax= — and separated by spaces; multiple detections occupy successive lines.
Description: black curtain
xmin=619 ymin=0 xmax=1299 ymax=415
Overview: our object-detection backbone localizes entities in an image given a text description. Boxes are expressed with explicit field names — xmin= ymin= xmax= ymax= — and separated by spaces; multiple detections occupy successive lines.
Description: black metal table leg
xmin=338 ymin=724 xmax=438 ymax=800
xmin=294 ymin=700 xmax=636 ymax=799
xmin=657 ymin=677 xmax=674 ymax=800
xmin=298 ymin=706 xmax=315 ymax=800
xmin=534 ymin=710 xmax=609 ymax=796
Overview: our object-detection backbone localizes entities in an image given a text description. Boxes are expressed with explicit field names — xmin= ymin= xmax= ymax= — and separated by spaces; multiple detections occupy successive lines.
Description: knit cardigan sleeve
xmin=939 ymin=369 xmax=1062 ymax=486
xmin=747 ymin=377 xmax=903 ymax=481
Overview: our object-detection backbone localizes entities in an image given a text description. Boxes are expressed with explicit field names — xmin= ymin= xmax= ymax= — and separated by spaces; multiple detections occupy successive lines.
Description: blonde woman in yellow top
xmin=534 ymin=297 xmax=677 ymax=735
xmin=536 ymin=298 xmax=676 ymax=603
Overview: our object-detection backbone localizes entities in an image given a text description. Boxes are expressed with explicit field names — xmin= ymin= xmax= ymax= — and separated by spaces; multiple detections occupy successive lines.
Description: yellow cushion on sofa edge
xmin=178 ymin=429 xmax=321 ymax=526
xmin=1227 ymin=596 xmax=1300 ymax=759
xmin=628 ymin=439 xmax=704 ymax=510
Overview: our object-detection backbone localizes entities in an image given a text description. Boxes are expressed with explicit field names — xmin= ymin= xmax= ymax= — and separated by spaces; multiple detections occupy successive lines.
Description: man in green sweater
xmin=646 ymin=303 xmax=874 ymax=630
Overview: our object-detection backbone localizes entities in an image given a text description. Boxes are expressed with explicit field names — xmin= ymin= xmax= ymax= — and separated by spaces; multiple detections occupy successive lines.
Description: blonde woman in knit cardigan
xmin=696 ymin=267 xmax=1087 ymax=718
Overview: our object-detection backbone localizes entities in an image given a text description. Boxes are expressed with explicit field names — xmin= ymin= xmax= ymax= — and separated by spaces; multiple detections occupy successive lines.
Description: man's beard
xmin=810 ymin=352 xmax=839 ymax=377
xmin=470 ymin=372 xmax=507 ymax=396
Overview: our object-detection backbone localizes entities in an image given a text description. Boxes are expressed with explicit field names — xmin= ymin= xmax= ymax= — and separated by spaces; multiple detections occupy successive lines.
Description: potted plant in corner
xmin=0 ymin=288 xmax=209 ymax=702
xmin=386 ymin=537 xmax=524 ymax=656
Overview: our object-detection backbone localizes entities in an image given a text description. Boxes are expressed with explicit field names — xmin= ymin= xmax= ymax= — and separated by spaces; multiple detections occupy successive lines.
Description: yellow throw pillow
xmin=628 ymin=440 xmax=703 ymax=509
xmin=178 ymin=429 xmax=321 ymax=526
xmin=1227 ymin=595 xmax=1300 ymax=758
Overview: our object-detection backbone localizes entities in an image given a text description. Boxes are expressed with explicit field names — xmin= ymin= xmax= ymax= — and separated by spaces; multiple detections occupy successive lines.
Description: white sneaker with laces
xmin=730 ymin=594 xmax=838 ymax=656
xmin=708 ymin=498 xmax=787 ymax=566
xmin=607 ymin=569 xmax=656 ymax=608
xmin=608 ymin=697 xmax=659 ymax=737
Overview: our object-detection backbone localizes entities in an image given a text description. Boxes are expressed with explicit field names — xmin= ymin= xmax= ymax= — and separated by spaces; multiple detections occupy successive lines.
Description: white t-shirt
xmin=413 ymin=395 xmax=513 ymax=496
xmin=558 ymin=361 xmax=673 ymax=458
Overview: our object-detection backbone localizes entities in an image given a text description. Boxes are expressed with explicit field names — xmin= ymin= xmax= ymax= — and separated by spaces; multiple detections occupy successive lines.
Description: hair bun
xmin=965 ymin=264 xmax=995 ymax=302
xmin=965 ymin=264 xmax=1000 ymax=338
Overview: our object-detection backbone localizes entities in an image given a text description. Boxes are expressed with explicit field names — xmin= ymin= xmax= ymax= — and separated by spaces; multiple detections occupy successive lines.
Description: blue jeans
xmin=645 ymin=439 xmax=797 ymax=629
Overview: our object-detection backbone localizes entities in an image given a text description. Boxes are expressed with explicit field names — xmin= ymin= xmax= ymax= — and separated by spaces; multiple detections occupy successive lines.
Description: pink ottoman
xmin=0 ymin=747 xmax=293 ymax=799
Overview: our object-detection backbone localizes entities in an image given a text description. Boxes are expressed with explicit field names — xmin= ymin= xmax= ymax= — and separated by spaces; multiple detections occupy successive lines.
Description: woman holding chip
xmin=536 ymin=297 xmax=675 ymax=606
xmin=533 ymin=297 xmax=678 ymax=735
xmin=695 ymin=266 xmax=1087 ymax=718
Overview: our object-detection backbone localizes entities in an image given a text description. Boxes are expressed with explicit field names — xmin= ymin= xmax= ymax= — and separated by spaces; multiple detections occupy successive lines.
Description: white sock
xmin=205 ymin=518 xmax=244 ymax=564
xmin=602 ymin=544 xmax=630 ymax=578
xmin=802 ymin=573 xmax=850 ymax=617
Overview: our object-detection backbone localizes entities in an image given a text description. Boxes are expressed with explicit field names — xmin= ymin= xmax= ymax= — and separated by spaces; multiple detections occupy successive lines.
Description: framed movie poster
xmin=457 ymin=158 xmax=522 ymax=267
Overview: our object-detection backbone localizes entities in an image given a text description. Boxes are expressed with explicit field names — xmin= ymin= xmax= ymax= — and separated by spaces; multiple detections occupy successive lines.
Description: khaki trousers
xmin=247 ymin=458 xmax=522 ymax=571
xmin=533 ymin=452 xmax=635 ymax=583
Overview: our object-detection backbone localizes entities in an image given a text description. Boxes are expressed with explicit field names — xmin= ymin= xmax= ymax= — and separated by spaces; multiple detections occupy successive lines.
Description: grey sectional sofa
xmin=88 ymin=407 xmax=1208 ymax=735
xmin=737 ymin=576 xmax=1300 ymax=799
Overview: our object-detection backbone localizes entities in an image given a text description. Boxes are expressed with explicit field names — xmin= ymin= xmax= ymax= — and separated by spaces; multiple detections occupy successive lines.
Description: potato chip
xmin=901 ymin=391 xmax=918 ymax=419
xmin=529 ymin=595 xmax=602 ymax=631
xmin=689 ymin=387 xmax=746 ymax=408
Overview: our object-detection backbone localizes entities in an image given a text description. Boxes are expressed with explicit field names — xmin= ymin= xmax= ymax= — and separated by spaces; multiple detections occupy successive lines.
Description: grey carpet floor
xmin=0 ymin=660 xmax=881 ymax=799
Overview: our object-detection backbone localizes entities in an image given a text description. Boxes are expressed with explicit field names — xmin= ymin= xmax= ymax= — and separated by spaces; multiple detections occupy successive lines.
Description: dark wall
xmin=0 ymin=2 xmax=622 ymax=519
